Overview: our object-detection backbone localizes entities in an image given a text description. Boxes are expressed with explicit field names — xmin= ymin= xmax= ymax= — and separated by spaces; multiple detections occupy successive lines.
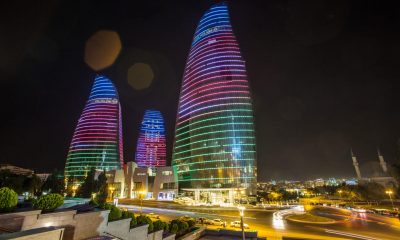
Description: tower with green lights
xmin=64 ymin=75 xmax=123 ymax=184
xmin=172 ymin=2 xmax=257 ymax=200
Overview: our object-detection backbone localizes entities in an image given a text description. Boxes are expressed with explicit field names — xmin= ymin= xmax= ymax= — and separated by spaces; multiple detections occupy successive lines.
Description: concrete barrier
xmin=0 ymin=209 xmax=110 ymax=240
xmin=105 ymin=218 xmax=131 ymax=239
xmin=0 ymin=227 xmax=64 ymax=240
xmin=178 ymin=227 xmax=205 ymax=240
xmin=147 ymin=229 xmax=163 ymax=240
xmin=203 ymin=229 xmax=262 ymax=239
xmin=0 ymin=209 xmax=172 ymax=240
xmin=0 ymin=210 xmax=41 ymax=232
xmin=128 ymin=224 xmax=149 ymax=240
xmin=162 ymin=233 xmax=176 ymax=240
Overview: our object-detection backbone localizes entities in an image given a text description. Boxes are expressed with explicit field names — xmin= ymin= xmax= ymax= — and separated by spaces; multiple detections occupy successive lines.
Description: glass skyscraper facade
xmin=135 ymin=109 xmax=167 ymax=171
xmin=172 ymin=3 xmax=257 ymax=195
xmin=65 ymin=75 xmax=123 ymax=183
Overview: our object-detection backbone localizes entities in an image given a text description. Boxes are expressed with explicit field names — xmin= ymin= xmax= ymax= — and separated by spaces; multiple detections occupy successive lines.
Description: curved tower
xmin=172 ymin=3 xmax=257 ymax=197
xmin=65 ymin=75 xmax=123 ymax=184
xmin=135 ymin=109 xmax=167 ymax=172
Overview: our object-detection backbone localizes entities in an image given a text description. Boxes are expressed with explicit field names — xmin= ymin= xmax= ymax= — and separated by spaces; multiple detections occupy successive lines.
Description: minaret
xmin=351 ymin=148 xmax=362 ymax=179
xmin=377 ymin=148 xmax=388 ymax=174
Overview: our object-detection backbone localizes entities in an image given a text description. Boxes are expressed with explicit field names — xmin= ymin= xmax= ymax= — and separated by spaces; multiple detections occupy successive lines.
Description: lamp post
xmin=338 ymin=190 xmax=343 ymax=199
xmin=139 ymin=190 xmax=147 ymax=214
xmin=108 ymin=186 xmax=115 ymax=202
xmin=72 ymin=185 xmax=78 ymax=197
xmin=238 ymin=206 xmax=246 ymax=240
xmin=385 ymin=190 xmax=394 ymax=210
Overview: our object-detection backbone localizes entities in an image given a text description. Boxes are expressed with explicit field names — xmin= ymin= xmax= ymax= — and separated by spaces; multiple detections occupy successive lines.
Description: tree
xmin=42 ymin=170 xmax=65 ymax=195
xmin=23 ymin=174 xmax=42 ymax=196
xmin=268 ymin=191 xmax=282 ymax=201
xmin=0 ymin=170 xmax=25 ymax=194
xmin=95 ymin=171 xmax=108 ymax=203
xmin=77 ymin=168 xmax=96 ymax=198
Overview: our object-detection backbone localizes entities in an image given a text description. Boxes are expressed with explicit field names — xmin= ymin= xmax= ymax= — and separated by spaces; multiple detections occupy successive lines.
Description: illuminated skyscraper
xmin=64 ymin=75 xmax=123 ymax=183
xmin=135 ymin=109 xmax=167 ymax=172
xmin=172 ymin=3 xmax=257 ymax=201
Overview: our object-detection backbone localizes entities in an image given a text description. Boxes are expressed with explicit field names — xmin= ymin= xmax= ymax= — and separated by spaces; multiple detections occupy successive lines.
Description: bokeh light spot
xmin=84 ymin=30 xmax=121 ymax=71
xmin=127 ymin=63 xmax=154 ymax=90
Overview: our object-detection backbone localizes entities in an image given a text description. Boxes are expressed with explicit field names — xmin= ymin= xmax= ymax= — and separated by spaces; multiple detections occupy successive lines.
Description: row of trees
xmin=0 ymin=168 xmax=109 ymax=202
xmin=259 ymin=181 xmax=397 ymax=202
xmin=0 ymin=170 xmax=42 ymax=196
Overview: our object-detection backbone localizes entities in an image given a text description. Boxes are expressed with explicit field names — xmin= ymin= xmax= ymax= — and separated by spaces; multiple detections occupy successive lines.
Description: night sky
xmin=1 ymin=0 xmax=399 ymax=181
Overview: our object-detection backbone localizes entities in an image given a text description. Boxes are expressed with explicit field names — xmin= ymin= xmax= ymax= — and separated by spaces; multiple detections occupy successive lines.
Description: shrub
xmin=170 ymin=223 xmax=178 ymax=234
xmin=122 ymin=210 xmax=137 ymax=227
xmin=136 ymin=215 xmax=153 ymax=232
xmin=33 ymin=193 xmax=64 ymax=212
xmin=178 ymin=221 xmax=189 ymax=234
xmin=0 ymin=187 xmax=18 ymax=212
xmin=187 ymin=219 xmax=196 ymax=228
xmin=108 ymin=205 xmax=122 ymax=221
xmin=153 ymin=220 xmax=166 ymax=232
xmin=97 ymin=203 xmax=122 ymax=221
xmin=163 ymin=222 xmax=169 ymax=232
xmin=88 ymin=199 xmax=98 ymax=206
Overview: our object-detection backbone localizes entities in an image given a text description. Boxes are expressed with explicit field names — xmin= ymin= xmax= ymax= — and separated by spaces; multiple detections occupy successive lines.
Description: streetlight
xmin=72 ymin=185 xmax=78 ymax=197
xmin=108 ymin=186 xmax=115 ymax=201
xmin=385 ymin=190 xmax=394 ymax=210
xmin=237 ymin=206 xmax=246 ymax=240
xmin=139 ymin=190 xmax=147 ymax=214
xmin=338 ymin=190 xmax=343 ymax=199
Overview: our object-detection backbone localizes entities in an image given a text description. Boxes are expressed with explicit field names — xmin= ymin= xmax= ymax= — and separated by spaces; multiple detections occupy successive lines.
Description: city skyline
xmin=1 ymin=1 xmax=399 ymax=180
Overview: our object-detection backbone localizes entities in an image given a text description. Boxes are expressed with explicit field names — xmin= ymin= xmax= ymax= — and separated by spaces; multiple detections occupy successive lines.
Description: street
xmin=118 ymin=200 xmax=400 ymax=240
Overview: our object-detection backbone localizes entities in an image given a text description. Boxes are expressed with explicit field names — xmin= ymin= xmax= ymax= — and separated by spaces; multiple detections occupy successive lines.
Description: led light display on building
xmin=172 ymin=3 xmax=257 ymax=194
xmin=64 ymin=75 xmax=123 ymax=183
xmin=135 ymin=110 xmax=167 ymax=171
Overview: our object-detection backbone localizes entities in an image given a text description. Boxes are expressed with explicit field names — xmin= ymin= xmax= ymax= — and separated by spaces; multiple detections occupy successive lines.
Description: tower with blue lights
xmin=135 ymin=109 xmax=167 ymax=172
xmin=172 ymin=3 xmax=257 ymax=197
xmin=64 ymin=75 xmax=123 ymax=184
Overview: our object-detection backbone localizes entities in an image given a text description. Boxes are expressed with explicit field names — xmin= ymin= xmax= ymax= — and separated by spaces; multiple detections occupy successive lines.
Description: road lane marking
xmin=325 ymin=229 xmax=382 ymax=240
xmin=118 ymin=204 xmax=257 ymax=219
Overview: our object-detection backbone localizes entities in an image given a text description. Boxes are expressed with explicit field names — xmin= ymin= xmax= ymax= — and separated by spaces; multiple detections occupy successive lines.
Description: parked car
xmin=211 ymin=219 xmax=225 ymax=226
xmin=180 ymin=215 xmax=194 ymax=222
xmin=230 ymin=220 xmax=249 ymax=229
xmin=147 ymin=213 xmax=160 ymax=219
xmin=197 ymin=217 xmax=211 ymax=224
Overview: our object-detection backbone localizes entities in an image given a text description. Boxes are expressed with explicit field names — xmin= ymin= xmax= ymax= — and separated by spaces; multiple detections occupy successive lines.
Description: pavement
xmin=117 ymin=199 xmax=400 ymax=240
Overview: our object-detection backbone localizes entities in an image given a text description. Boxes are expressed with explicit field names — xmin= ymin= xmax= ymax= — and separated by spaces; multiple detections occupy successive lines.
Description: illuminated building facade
xmin=135 ymin=109 xmax=167 ymax=172
xmin=172 ymin=3 xmax=257 ymax=204
xmin=64 ymin=75 xmax=123 ymax=184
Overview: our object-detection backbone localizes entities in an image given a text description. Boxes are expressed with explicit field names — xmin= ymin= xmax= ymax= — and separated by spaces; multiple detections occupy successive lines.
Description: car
xmin=210 ymin=219 xmax=225 ymax=226
xmin=230 ymin=220 xmax=249 ymax=229
xmin=352 ymin=208 xmax=367 ymax=213
xmin=147 ymin=213 xmax=160 ymax=219
xmin=180 ymin=215 xmax=194 ymax=222
xmin=197 ymin=217 xmax=211 ymax=224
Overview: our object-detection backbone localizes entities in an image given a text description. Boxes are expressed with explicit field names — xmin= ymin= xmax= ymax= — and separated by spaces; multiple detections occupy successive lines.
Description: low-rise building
xmin=0 ymin=164 xmax=34 ymax=176
xmin=106 ymin=162 xmax=178 ymax=200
